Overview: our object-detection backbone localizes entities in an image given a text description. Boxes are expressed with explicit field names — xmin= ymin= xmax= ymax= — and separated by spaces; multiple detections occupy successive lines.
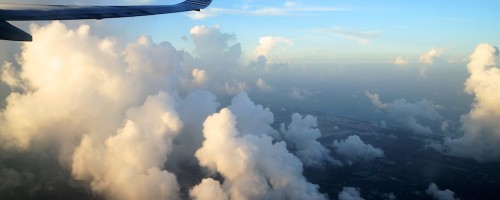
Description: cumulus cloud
xmin=228 ymin=92 xmax=279 ymax=139
xmin=426 ymin=183 xmax=459 ymax=200
xmin=394 ymin=56 xmax=408 ymax=65
xmin=418 ymin=49 xmax=443 ymax=77
xmin=254 ymin=36 xmax=292 ymax=58
xmin=0 ymin=21 xmax=338 ymax=199
xmin=0 ymin=21 xmax=195 ymax=200
xmin=184 ymin=25 xmax=251 ymax=96
xmin=72 ymin=92 xmax=182 ymax=200
xmin=339 ymin=187 xmax=365 ymax=200
xmin=365 ymin=91 xmax=442 ymax=135
xmin=282 ymin=113 xmax=340 ymax=167
xmin=444 ymin=43 xmax=500 ymax=162
xmin=419 ymin=49 xmax=442 ymax=64
xmin=191 ymin=68 xmax=208 ymax=85
xmin=365 ymin=91 xmax=388 ymax=109
xmin=194 ymin=108 xmax=328 ymax=200
xmin=189 ymin=25 xmax=241 ymax=66
xmin=333 ymin=135 xmax=383 ymax=164
xmin=190 ymin=178 xmax=228 ymax=200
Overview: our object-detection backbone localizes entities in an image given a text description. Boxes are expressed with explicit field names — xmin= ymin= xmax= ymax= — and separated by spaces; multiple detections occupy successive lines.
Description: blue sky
xmin=112 ymin=0 xmax=500 ymax=64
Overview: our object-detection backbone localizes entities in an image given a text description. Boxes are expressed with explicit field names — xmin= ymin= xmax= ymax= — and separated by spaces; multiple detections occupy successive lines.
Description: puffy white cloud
xmin=72 ymin=93 xmax=182 ymax=200
xmin=184 ymin=25 xmax=250 ymax=97
xmin=394 ymin=56 xmax=408 ymax=65
xmin=339 ymin=187 xmax=365 ymax=200
xmin=256 ymin=78 xmax=272 ymax=92
xmin=419 ymin=49 xmax=442 ymax=64
xmin=0 ymin=21 xmax=191 ymax=199
xmin=190 ymin=178 xmax=228 ymax=200
xmin=365 ymin=91 xmax=442 ymax=135
xmin=333 ymin=135 xmax=383 ymax=164
xmin=282 ymin=113 xmax=340 ymax=167
xmin=254 ymin=36 xmax=292 ymax=58
xmin=190 ymin=25 xmax=241 ymax=64
xmin=365 ymin=91 xmax=388 ymax=109
xmin=228 ymin=92 xmax=279 ymax=138
xmin=418 ymin=49 xmax=443 ymax=78
xmin=192 ymin=68 xmax=208 ymax=85
xmin=426 ymin=183 xmax=459 ymax=200
xmin=195 ymin=108 xmax=327 ymax=200
xmin=444 ymin=43 xmax=500 ymax=162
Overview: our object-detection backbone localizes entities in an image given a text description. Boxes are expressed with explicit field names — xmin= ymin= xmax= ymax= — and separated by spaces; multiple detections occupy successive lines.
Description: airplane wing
xmin=0 ymin=0 xmax=213 ymax=41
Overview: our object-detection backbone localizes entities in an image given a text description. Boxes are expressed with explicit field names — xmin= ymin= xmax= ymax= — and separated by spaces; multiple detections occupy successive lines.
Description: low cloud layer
xmin=338 ymin=187 xmax=365 ymax=200
xmin=365 ymin=91 xmax=442 ymax=135
xmin=426 ymin=183 xmax=459 ymax=200
xmin=282 ymin=113 xmax=341 ymax=167
xmin=393 ymin=56 xmax=408 ymax=65
xmin=444 ymin=43 xmax=500 ymax=162
xmin=333 ymin=135 xmax=384 ymax=165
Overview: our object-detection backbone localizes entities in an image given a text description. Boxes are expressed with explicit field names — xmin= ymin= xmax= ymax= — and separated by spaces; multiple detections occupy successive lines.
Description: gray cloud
xmin=426 ymin=183 xmax=459 ymax=200
xmin=365 ymin=91 xmax=442 ymax=135
xmin=333 ymin=135 xmax=384 ymax=165
xmin=282 ymin=113 xmax=341 ymax=167
xmin=338 ymin=187 xmax=365 ymax=200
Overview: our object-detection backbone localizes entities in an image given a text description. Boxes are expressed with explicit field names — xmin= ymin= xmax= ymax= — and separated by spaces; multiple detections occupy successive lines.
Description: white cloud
xmin=426 ymin=183 xmax=459 ymax=200
xmin=191 ymin=68 xmax=208 ymax=85
xmin=0 ymin=21 xmax=188 ymax=199
xmin=365 ymin=91 xmax=388 ymax=109
xmin=194 ymin=108 xmax=328 ymax=200
xmin=190 ymin=178 xmax=228 ymax=200
xmin=394 ymin=56 xmax=408 ymax=65
xmin=419 ymin=48 xmax=442 ymax=64
xmin=187 ymin=4 xmax=347 ymax=20
xmin=282 ymin=113 xmax=341 ymax=167
xmin=333 ymin=135 xmax=384 ymax=164
xmin=254 ymin=36 xmax=293 ymax=58
xmin=339 ymin=187 xmax=365 ymax=200
xmin=228 ymin=92 xmax=279 ymax=139
xmin=321 ymin=27 xmax=382 ymax=45
xmin=444 ymin=43 xmax=500 ymax=162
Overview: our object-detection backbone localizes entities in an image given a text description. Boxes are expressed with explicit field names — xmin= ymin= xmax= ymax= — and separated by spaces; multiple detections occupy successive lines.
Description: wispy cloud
xmin=187 ymin=2 xmax=350 ymax=20
xmin=319 ymin=27 xmax=382 ymax=45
